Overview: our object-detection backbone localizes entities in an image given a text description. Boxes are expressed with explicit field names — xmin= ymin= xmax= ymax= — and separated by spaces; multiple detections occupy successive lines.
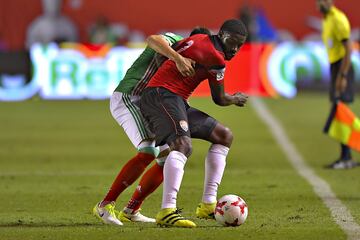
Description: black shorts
xmin=140 ymin=87 xmax=218 ymax=146
xmin=329 ymin=59 xmax=355 ymax=103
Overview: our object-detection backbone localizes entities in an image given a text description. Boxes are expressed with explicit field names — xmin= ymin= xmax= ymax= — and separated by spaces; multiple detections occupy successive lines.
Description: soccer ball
xmin=214 ymin=194 xmax=248 ymax=226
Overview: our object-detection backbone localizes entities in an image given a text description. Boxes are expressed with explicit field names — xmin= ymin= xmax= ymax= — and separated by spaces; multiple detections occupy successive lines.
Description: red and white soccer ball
xmin=214 ymin=194 xmax=248 ymax=227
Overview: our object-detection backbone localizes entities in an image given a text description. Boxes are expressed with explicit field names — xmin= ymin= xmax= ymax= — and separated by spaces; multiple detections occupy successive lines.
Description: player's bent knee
xmin=216 ymin=127 xmax=233 ymax=147
xmin=223 ymin=127 xmax=234 ymax=146
xmin=173 ymin=136 xmax=192 ymax=157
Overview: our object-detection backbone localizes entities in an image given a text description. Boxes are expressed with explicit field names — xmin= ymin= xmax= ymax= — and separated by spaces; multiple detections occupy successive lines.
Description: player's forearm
xmin=210 ymin=81 xmax=232 ymax=106
xmin=213 ymin=92 xmax=237 ymax=106
xmin=146 ymin=35 xmax=181 ymax=62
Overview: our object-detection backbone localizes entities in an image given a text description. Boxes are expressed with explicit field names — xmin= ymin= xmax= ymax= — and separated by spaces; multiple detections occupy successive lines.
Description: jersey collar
xmin=210 ymin=35 xmax=225 ymax=55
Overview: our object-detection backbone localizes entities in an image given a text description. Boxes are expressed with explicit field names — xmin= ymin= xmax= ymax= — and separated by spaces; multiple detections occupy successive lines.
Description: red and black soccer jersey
xmin=146 ymin=34 xmax=226 ymax=100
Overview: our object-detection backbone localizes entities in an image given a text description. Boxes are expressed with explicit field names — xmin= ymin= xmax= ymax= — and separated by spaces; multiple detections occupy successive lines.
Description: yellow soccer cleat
xmin=156 ymin=208 xmax=196 ymax=228
xmin=195 ymin=202 xmax=216 ymax=219
xmin=93 ymin=202 xmax=123 ymax=226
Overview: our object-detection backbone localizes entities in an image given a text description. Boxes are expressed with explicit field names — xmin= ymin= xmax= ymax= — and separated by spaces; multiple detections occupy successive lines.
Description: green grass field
xmin=0 ymin=92 xmax=359 ymax=240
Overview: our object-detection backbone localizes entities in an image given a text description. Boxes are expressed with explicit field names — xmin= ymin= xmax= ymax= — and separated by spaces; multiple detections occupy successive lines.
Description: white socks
xmin=161 ymin=145 xmax=229 ymax=208
xmin=161 ymin=151 xmax=187 ymax=209
xmin=202 ymin=144 xmax=229 ymax=203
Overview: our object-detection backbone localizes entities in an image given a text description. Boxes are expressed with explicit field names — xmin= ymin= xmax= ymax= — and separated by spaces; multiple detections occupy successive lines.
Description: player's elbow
xmin=146 ymin=35 xmax=158 ymax=45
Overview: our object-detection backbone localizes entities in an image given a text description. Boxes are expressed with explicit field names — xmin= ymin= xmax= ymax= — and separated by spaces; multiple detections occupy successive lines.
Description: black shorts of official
xmin=329 ymin=59 xmax=355 ymax=103
xmin=140 ymin=87 xmax=218 ymax=146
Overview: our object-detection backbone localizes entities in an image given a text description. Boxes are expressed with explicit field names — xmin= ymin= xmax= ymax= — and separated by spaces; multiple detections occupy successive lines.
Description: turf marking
xmin=251 ymin=98 xmax=360 ymax=240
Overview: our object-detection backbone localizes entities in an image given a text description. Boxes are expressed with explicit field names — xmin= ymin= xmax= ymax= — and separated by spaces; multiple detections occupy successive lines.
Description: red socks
xmin=125 ymin=163 xmax=164 ymax=213
xmin=103 ymin=152 xmax=155 ymax=202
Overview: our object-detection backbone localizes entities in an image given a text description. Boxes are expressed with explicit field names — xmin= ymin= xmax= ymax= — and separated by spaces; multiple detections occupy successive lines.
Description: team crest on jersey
xmin=210 ymin=68 xmax=225 ymax=81
xmin=217 ymin=71 xmax=225 ymax=81
xmin=179 ymin=120 xmax=189 ymax=132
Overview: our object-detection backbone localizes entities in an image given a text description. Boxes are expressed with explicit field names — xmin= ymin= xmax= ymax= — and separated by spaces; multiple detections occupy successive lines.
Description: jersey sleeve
xmin=163 ymin=32 xmax=184 ymax=45
xmin=333 ymin=15 xmax=351 ymax=41
xmin=208 ymin=65 xmax=226 ymax=85
xmin=206 ymin=50 xmax=226 ymax=85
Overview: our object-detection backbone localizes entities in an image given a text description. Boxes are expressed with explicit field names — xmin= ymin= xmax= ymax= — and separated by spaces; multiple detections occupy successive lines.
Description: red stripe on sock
xmin=126 ymin=163 xmax=164 ymax=212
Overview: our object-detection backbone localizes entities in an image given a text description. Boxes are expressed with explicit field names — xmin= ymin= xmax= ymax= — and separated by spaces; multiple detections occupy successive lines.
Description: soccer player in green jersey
xmin=93 ymin=28 xmax=211 ymax=225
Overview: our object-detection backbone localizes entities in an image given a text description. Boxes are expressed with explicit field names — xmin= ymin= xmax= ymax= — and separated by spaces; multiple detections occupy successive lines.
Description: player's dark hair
xmin=189 ymin=27 xmax=211 ymax=36
xmin=220 ymin=19 xmax=248 ymax=37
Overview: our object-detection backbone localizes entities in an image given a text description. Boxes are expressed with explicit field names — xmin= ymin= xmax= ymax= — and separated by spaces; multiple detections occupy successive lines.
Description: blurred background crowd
xmin=0 ymin=0 xmax=359 ymax=50
xmin=0 ymin=0 xmax=359 ymax=101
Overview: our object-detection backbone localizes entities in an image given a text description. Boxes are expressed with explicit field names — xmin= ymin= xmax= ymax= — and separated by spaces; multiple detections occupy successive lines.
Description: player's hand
xmin=174 ymin=55 xmax=196 ymax=77
xmin=232 ymin=92 xmax=248 ymax=107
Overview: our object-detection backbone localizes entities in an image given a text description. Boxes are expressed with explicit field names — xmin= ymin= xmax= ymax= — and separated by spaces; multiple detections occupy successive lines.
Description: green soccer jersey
xmin=115 ymin=33 xmax=183 ymax=95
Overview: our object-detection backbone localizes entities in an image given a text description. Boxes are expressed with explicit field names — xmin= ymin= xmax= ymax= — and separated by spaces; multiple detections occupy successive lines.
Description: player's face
xmin=220 ymin=31 xmax=246 ymax=60
xmin=316 ymin=0 xmax=332 ymax=14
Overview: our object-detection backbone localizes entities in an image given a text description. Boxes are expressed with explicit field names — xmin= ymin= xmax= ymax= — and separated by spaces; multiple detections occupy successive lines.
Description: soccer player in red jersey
xmin=93 ymin=28 xmax=211 ymax=226
xmin=140 ymin=19 xmax=248 ymax=227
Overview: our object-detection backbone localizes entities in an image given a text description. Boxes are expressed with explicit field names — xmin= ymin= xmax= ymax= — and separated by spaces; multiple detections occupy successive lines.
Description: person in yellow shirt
xmin=317 ymin=0 xmax=359 ymax=169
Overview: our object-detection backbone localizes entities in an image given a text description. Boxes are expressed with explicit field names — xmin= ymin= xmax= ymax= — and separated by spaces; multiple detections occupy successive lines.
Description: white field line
xmin=251 ymin=98 xmax=360 ymax=240
xmin=0 ymin=169 xmax=243 ymax=177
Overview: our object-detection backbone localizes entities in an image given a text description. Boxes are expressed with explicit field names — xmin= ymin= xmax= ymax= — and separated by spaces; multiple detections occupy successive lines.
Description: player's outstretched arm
xmin=208 ymin=66 xmax=248 ymax=107
xmin=146 ymin=35 xmax=195 ymax=77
